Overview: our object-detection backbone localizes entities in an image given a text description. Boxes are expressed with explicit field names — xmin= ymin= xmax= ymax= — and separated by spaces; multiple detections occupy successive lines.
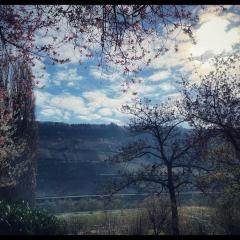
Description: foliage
xmin=0 ymin=201 xmax=66 ymax=235
xmin=0 ymin=59 xmax=36 ymax=193
xmin=0 ymin=5 xmax=205 ymax=73
xmin=0 ymin=104 xmax=25 ymax=187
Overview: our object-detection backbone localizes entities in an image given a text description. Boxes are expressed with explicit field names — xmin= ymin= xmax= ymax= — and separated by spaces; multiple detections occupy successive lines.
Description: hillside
xmin=36 ymin=122 xmax=133 ymax=197
xmin=36 ymin=122 xmax=191 ymax=197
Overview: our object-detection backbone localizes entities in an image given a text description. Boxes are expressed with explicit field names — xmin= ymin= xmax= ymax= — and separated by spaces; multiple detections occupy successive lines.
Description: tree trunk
xmin=169 ymin=187 xmax=179 ymax=235
xmin=168 ymin=166 xmax=180 ymax=235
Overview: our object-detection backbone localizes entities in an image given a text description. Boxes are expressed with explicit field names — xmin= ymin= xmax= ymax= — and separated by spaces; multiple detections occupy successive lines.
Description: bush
xmin=0 ymin=201 xmax=66 ymax=235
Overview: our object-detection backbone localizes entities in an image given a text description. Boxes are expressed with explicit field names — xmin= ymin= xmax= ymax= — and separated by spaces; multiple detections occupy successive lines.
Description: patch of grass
xmin=56 ymin=208 xmax=147 ymax=235
xmin=179 ymin=206 xmax=217 ymax=235
xmin=180 ymin=206 xmax=214 ymax=216
xmin=56 ymin=206 xmax=222 ymax=235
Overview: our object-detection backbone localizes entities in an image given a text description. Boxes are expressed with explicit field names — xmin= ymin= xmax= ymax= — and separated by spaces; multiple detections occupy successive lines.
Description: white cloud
xmin=34 ymin=90 xmax=51 ymax=106
xmin=35 ymin=90 xmax=90 ymax=118
xmin=52 ymin=67 xmax=83 ymax=86
xmin=50 ymin=94 xmax=90 ymax=115
xmin=98 ymin=108 xmax=113 ymax=116
xmin=41 ymin=107 xmax=63 ymax=118
xmin=158 ymin=82 xmax=176 ymax=92
xmin=67 ymin=82 xmax=76 ymax=87
xmin=189 ymin=17 xmax=240 ymax=57
xmin=77 ymin=114 xmax=102 ymax=121
xmin=164 ymin=92 xmax=182 ymax=100
xmin=57 ymin=68 xmax=83 ymax=81
xmin=147 ymin=70 xmax=171 ymax=81
xmin=32 ymin=58 xmax=49 ymax=88
xmin=83 ymin=90 xmax=129 ymax=113
xmin=149 ymin=7 xmax=240 ymax=74
xmin=90 ymin=67 xmax=123 ymax=82
xmin=35 ymin=89 xmax=130 ymax=124
xmin=56 ymin=42 xmax=88 ymax=64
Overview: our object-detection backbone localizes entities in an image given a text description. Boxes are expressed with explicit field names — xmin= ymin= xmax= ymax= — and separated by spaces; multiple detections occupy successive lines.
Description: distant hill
xmin=36 ymin=122 xmax=133 ymax=197
xmin=36 ymin=122 xmax=191 ymax=197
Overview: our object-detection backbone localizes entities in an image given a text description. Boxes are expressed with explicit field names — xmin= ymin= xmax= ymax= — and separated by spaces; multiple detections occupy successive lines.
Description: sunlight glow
xmin=190 ymin=17 xmax=239 ymax=57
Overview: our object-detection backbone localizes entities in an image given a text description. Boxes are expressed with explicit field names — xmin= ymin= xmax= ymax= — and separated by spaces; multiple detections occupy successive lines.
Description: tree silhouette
xmin=107 ymin=98 xmax=206 ymax=235
xmin=180 ymin=54 xmax=240 ymax=157
xmin=180 ymin=54 xmax=240 ymax=206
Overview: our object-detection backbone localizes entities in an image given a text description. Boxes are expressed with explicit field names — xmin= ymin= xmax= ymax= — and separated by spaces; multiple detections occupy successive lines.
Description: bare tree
xmin=106 ymin=98 xmax=206 ymax=235
xmin=179 ymin=54 xmax=240 ymax=232
xmin=179 ymin=53 xmax=240 ymax=190
xmin=180 ymin=54 xmax=240 ymax=157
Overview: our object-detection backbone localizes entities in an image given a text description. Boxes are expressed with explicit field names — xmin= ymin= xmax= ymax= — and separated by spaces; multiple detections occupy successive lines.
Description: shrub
xmin=0 ymin=201 xmax=66 ymax=235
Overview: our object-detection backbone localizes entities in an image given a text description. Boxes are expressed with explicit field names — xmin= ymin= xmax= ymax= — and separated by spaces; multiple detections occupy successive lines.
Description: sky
xmin=33 ymin=5 xmax=240 ymax=126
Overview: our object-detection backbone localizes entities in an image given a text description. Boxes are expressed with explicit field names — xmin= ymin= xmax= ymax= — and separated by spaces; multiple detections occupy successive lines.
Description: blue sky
xmin=33 ymin=5 xmax=240 ymax=125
